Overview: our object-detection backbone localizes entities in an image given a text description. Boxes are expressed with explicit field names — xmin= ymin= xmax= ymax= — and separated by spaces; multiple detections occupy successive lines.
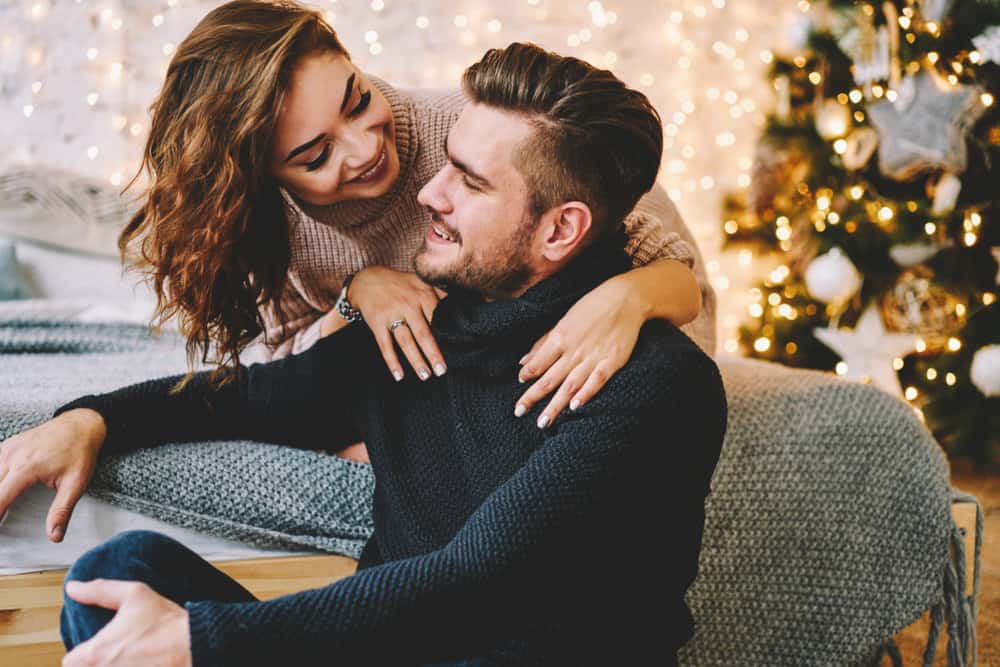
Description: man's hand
xmin=63 ymin=579 xmax=192 ymax=667
xmin=0 ymin=409 xmax=106 ymax=542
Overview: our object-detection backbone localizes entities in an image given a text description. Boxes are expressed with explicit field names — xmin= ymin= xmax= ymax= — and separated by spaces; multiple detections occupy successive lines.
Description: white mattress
xmin=0 ymin=484 xmax=310 ymax=576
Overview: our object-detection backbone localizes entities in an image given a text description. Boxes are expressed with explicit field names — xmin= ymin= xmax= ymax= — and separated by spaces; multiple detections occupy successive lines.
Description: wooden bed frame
xmin=0 ymin=503 xmax=978 ymax=665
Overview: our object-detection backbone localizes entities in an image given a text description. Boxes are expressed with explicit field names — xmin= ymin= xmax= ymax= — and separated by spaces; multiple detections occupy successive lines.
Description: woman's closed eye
xmin=306 ymin=144 xmax=330 ymax=172
xmin=348 ymin=90 xmax=371 ymax=118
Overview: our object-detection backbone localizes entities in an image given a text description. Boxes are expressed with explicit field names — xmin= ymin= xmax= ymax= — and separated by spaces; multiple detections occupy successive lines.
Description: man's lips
xmin=427 ymin=220 xmax=459 ymax=245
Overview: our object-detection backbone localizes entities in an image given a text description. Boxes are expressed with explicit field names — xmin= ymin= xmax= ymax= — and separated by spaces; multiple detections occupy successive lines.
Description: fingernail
xmin=518 ymin=354 xmax=528 ymax=365
xmin=570 ymin=399 xmax=580 ymax=411
xmin=434 ymin=363 xmax=447 ymax=376
xmin=514 ymin=405 xmax=526 ymax=418
xmin=52 ymin=525 xmax=63 ymax=540
xmin=537 ymin=415 xmax=550 ymax=429
xmin=393 ymin=370 xmax=404 ymax=382
xmin=518 ymin=375 xmax=526 ymax=384
xmin=418 ymin=368 xmax=430 ymax=380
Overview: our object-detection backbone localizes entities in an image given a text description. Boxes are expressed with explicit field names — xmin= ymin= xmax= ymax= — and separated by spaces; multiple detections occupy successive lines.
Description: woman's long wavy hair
xmin=121 ymin=0 xmax=347 ymax=384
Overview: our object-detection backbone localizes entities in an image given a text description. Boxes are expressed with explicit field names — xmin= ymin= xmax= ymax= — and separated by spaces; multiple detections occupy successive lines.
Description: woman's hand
xmin=0 ymin=408 xmax=107 ymax=542
xmin=347 ymin=266 xmax=447 ymax=382
xmin=515 ymin=276 xmax=648 ymax=428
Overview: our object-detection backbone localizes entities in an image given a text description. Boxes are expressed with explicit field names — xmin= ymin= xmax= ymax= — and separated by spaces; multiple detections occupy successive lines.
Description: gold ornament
xmin=881 ymin=268 xmax=966 ymax=350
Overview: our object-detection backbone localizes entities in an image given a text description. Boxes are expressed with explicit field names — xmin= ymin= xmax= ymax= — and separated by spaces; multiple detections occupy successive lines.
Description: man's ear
xmin=540 ymin=201 xmax=593 ymax=262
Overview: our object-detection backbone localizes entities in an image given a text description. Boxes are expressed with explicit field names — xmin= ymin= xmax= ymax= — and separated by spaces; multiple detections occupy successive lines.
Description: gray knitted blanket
xmin=0 ymin=305 xmax=978 ymax=665
xmin=0 ymin=303 xmax=375 ymax=558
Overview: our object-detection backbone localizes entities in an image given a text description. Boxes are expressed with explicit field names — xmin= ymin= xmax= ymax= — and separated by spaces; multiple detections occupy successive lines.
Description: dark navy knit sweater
xmin=56 ymin=233 xmax=727 ymax=666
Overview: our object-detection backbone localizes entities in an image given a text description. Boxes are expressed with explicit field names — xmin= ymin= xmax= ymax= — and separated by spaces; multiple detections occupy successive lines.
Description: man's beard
xmin=414 ymin=213 xmax=537 ymax=299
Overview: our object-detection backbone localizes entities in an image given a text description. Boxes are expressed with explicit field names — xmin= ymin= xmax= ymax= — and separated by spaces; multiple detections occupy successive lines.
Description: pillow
xmin=0 ymin=240 xmax=34 ymax=301
xmin=0 ymin=164 xmax=136 ymax=258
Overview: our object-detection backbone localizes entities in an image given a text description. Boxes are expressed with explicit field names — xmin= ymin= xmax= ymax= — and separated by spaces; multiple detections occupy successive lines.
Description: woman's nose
xmin=341 ymin=128 xmax=380 ymax=170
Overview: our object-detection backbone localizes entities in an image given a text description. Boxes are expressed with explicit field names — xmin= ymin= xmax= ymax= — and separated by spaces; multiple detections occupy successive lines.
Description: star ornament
xmin=813 ymin=305 xmax=919 ymax=398
xmin=867 ymin=71 xmax=986 ymax=181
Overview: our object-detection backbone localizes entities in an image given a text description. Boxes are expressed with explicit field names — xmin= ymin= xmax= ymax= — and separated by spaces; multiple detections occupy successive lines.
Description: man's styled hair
xmin=462 ymin=42 xmax=664 ymax=241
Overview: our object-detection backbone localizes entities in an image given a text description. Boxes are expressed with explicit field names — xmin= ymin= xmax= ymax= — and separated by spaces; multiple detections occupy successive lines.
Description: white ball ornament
xmin=970 ymin=344 xmax=1000 ymax=397
xmin=805 ymin=247 xmax=862 ymax=304
xmin=815 ymin=99 xmax=852 ymax=140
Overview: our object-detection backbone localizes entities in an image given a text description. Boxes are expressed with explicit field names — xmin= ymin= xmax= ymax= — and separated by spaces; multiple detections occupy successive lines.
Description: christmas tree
xmin=723 ymin=0 xmax=1000 ymax=465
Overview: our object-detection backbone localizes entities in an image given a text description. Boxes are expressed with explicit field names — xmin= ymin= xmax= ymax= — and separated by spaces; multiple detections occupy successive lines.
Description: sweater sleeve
xmin=622 ymin=187 xmax=696 ymax=269
xmin=249 ymin=300 xmax=328 ymax=362
xmin=183 ymin=342 xmax=726 ymax=665
xmin=53 ymin=326 xmax=369 ymax=456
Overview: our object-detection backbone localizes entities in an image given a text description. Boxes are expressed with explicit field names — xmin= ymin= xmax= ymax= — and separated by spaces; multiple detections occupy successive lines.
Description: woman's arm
xmin=514 ymin=191 xmax=704 ymax=425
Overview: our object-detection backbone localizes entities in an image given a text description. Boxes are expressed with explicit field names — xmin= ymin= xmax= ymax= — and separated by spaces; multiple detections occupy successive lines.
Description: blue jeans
xmin=60 ymin=529 xmax=257 ymax=651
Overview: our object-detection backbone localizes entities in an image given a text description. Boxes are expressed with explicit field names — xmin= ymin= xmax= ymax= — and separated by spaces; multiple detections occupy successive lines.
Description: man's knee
xmin=64 ymin=529 xmax=182 ymax=584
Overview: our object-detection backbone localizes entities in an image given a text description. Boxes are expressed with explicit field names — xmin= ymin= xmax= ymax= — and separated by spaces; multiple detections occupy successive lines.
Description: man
xmin=56 ymin=43 xmax=727 ymax=666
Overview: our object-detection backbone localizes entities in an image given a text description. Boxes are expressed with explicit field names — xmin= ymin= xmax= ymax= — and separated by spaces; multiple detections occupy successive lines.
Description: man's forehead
xmin=450 ymin=104 xmax=534 ymax=170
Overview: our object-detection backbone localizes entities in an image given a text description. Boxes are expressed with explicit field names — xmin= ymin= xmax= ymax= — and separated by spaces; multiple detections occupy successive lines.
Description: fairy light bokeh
xmin=0 ymin=0 xmax=808 ymax=350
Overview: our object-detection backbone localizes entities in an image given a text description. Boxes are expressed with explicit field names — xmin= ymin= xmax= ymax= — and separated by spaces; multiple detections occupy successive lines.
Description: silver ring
xmin=388 ymin=318 xmax=408 ymax=333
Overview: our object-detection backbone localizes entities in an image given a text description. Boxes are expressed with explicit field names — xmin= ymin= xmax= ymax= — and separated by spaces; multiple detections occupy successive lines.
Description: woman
xmin=124 ymin=0 xmax=712 ymax=437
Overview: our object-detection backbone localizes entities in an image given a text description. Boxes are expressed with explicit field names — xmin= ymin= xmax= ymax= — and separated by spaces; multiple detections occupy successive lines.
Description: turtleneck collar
xmin=432 ymin=229 xmax=632 ymax=376
xmin=279 ymin=75 xmax=417 ymax=231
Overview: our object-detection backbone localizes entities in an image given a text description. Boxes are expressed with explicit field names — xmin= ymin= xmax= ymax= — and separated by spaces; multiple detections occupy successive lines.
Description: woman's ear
xmin=541 ymin=201 xmax=593 ymax=262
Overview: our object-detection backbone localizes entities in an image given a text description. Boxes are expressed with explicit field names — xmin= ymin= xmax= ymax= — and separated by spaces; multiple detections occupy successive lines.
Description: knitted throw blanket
xmin=0 ymin=304 xmax=978 ymax=664
xmin=0 ymin=302 xmax=375 ymax=558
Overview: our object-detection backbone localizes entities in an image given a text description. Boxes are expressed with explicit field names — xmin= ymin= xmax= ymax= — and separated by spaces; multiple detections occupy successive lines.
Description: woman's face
xmin=271 ymin=53 xmax=399 ymax=206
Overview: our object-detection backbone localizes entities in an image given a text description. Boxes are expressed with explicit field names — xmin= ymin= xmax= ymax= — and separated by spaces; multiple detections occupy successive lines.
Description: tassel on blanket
xmin=868 ymin=491 xmax=981 ymax=667
xmin=922 ymin=491 xmax=982 ymax=667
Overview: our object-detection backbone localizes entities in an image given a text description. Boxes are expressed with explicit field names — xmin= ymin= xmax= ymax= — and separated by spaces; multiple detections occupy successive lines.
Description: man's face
xmin=414 ymin=103 xmax=540 ymax=298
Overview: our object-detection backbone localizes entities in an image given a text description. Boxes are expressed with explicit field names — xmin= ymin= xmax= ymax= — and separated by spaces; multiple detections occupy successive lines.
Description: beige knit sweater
xmin=252 ymin=77 xmax=716 ymax=361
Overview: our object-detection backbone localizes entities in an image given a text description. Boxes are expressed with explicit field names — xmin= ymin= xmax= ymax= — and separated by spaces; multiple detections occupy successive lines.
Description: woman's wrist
xmin=610 ymin=272 xmax=654 ymax=322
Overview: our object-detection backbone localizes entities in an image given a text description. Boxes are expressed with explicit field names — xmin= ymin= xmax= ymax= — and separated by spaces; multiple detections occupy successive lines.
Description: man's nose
xmin=417 ymin=168 xmax=450 ymax=213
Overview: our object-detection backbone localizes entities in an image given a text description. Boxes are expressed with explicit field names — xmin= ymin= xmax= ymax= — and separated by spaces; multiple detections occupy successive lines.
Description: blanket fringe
xmin=922 ymin=491 xmax=982 ymax=667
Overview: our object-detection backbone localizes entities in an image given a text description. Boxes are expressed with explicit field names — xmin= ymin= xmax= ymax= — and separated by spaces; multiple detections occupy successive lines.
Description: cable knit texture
xmin=253 ymin=76 xmax=716 ymax=360
xmin=55 ymin=235 xmax=727 ymax=666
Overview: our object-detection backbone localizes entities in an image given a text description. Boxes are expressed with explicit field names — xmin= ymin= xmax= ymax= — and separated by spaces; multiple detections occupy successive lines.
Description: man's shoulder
xmin=599 ymin=320 xmax=723 ymax=411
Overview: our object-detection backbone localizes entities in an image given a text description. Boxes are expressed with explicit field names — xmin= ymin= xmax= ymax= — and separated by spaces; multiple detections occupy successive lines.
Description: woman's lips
xmin=348 ymin=147 xmax=388 ymax=185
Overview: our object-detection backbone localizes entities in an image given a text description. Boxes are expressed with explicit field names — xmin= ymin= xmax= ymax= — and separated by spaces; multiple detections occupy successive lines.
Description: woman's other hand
xmin=0 ymin=409 xmax=107 ymax=542
xmin=515 ymin=276 xmax=646 ymax=428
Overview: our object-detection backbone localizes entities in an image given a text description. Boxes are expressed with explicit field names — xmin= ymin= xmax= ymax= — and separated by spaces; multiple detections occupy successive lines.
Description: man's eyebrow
xmin=443 ymin=137 xmax=492 ymax=188
xmin=285 ymin=134 xmax=326 ymax=163
xmin=340 ymin=72 xmax=356 ymax=112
